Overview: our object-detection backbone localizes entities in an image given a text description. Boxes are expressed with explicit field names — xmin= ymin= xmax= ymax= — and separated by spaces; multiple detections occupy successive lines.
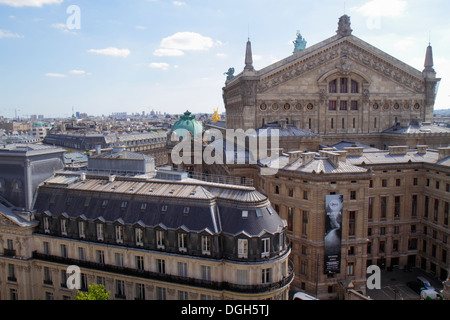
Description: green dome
xmin=171 ymin=111 xmax=204 ymax=139
xmin=33 ymin=121 xmax=45 ymax=127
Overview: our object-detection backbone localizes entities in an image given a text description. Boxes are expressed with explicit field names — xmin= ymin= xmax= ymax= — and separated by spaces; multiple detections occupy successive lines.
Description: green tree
xmin=74 ymin=283 xmax=110 ymax=300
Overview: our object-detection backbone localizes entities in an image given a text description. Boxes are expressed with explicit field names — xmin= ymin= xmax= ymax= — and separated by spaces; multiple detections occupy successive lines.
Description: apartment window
xmin=288 ymin=188 xmax=294 ymax=197
xmin=9 ymin=288 xmax=18 ymax=301
xmin=78 ymin=221 xmax=85 ymax=239
xmin=60 ymin=244 xmax=67 ymax=258
xmin=60 ymin=270 xmax=68 ymax=288
xmin=136 ymin=256 xmax=144 ymax=271
xmin=350 ymin=191 xmax=356 ymax=200
xmin=393 ymin=240 xmax=399 ymax=252
xmin=262 ymin=268 xmax=272 ymax=284
xmin=96 ymin=223 xmax=104 ymax=241
xmin=115 ymin=253 xmax=123 ymax=267
xmin=8 ymin=264 xmax=16 ymax=282
xmin=157 ymin=259 xmax=165 ymax=274
xmin=331 ymin=118 xmax=334 ymax=129
xmin=135 ymin=228 xmax=144 ymax=247
xmin=261 ymin=238 xmax=270 ymax=258
xmin=347 ymin=262 xmax=355 ymax=276
xmin=275 ymin=185 xmax=280 ymax=194
xmin=115 ymin=280 xmax=125 ymax=299
xmin=178 ymin=262 xmax=188 ymax=278
xmin=287 ymin=207 xmax=293 ymax=232
xmin=201 ymin=265 xmax=211 ymax=281
xmin=381 ymin=179 xmax=387 ymax=188
xmin=444 ymin=202 xmax=449 ymax=226
xmin=96 ymin=250 xmax=105 ymax=264
xmin=413 ymin=178 xmax=418 ymax=186
xmin=156 ymin=230 xmax=165 ymax=249
xmin=379 ymin=241 xmax=385 ymax=253
xmin=381 ymin=197 xmax=387 ymax=218
xmin=368 ymin=197 xmax=374 ymax=220
xmin=351 ymin=100 xmax=358 ymax=111
xmin=202 ymin=236 xmax=211 ymax=255
xmin=61 ymin=219 xmax=68 ymax=236
xmin=97 ymin=276 xmax=105 ymax=287
xmin=302 ymin=211 xmax=308 ymax=236
xmin=178 ymin=233 xmax=187 ymax=252
xmin=412 ymin=195 xmax=418 ymax=217
xmin=348 ymin=211 xmax=356 ymax=236
xmin=434 ymin=199 xmax=439 ymax=222
xmin=43 ymin=241 xmax=50 ymax=255
xmin=43 ymin=267 xmax=52 ymax=285
xmin=394 ymin=196 xmax=401 ymax=218
xmin=156 ymin=287 xmax=166 ymax=300
xmin=115 ymin=225 xmax=124 ymax=244
xmin=178 ymin=291 xmax=189 ymax=300
xmin=396 ymin=179 xmax=401 ymax=187
xmin=303 ymin=190 xmax=308 ymax=200
xmin=43 ymin=216 xmax=50 ymax=234
xmin=78 ymin=247 xmax=86 ymax=261
xmin=135 ymin=283 xmax=145 ymax=300
xmin=424 ymin=196 xmax=429 ymax=218
xmin=238 ymin=239 xmax=248 ymax=259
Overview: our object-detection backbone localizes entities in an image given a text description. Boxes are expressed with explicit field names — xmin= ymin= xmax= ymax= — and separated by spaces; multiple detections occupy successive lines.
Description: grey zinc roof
xmin=34 ymin=173 xmax=284 ymax=237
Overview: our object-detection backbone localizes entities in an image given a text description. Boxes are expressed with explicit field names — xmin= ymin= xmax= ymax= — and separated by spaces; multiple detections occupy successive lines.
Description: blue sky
xmin=0 ymin=0 xmax=449 ymax=119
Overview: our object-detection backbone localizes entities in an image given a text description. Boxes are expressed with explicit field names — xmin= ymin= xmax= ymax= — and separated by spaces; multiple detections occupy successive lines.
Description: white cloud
xmin=135 ymin=25 xmax=147 ymax=30
xmin=153 ymin=31 xmax=215 ymax=56
xmin=352 ymin=0 xmax=407 ymax=17
xmin=149 ymin=62 xmax=170 ymax=71
xmin=0 ymin=29 xmax=23 ymax=39
xmin=160 ymin=32 xmax=213 ymax=51
xmin=87 ymin=47 xmax=131 ymax=58
xmin=153 ymin=48 xmax=185 ymax=57
xmin=69 ymin=69 xmax=91 ymax=75
xmin=0 ymin=0 xmax=63 ymax=7
xmin=45 ymin=73 xmax=67 ymax=78
xmin=173 ymin=1 xmax=186 ymax=6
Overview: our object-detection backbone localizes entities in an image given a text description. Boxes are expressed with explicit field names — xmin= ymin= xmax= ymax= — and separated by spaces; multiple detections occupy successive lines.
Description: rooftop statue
xmin=293 ymin=31 xmax=307 ymax=52
xmin=224 ymin=67 xmax=235 ymax=81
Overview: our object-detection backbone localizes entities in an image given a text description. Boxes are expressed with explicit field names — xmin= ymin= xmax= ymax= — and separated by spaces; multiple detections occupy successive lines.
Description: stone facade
xmin=222 ymin=15 xmax=447 ymax=150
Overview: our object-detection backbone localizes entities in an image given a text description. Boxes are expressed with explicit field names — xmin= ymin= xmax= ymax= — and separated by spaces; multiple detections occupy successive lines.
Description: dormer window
xmin=78 ymin=221 xmax=86 ymax=239
xmin=135 ymin=228 xmax=144 ymax=247
xmin=183 ymin=207 xmax=190 ymax=215
xmin=61 ymin=219 xmax=68 ymax=236
xmin=161 ymin=205 xmax=168 ymax=213
xmin=115 ymin=225 xmax=123 ymax=244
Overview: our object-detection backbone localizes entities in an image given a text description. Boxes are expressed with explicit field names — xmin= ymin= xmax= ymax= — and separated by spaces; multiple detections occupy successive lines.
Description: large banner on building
xmin=324 ymin=194 xmax=343 ymax=274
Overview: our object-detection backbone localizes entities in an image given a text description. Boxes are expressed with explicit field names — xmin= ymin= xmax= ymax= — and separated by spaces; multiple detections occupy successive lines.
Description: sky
xmin=0 ymin=0 xmax=450 ymax=119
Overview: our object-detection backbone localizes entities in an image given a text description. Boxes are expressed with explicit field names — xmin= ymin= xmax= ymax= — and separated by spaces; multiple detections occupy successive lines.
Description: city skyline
xmin=1 ymin=0 xmax=450 ymax=119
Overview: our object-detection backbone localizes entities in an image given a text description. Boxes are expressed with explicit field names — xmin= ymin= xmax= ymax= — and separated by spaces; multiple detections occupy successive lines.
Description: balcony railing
xmin=32 ymin=252 xmax=294 ymax=294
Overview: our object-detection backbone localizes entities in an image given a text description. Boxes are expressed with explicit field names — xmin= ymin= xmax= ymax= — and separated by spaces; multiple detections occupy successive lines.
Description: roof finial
xmin=423 ymin=42 xmax=435 ymax=74
xmin=244 ymin=38 xmax=254 ymax=71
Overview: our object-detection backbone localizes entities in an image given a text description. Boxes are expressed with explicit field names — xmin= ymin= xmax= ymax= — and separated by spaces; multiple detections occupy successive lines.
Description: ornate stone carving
xmin=257 ymin=40 xmax=425 ymax=94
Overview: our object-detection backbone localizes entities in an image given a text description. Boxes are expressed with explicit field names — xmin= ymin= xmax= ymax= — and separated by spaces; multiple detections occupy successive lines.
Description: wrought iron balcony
xmin=32 ymin=251 xmax=294 ymax=294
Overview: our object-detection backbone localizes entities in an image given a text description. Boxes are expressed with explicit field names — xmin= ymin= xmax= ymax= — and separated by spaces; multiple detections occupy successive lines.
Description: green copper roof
xmin=170 ymin=110 xmax=204 ymax=138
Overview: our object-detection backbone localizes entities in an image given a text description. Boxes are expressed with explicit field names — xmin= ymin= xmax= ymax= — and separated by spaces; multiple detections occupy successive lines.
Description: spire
xmin=423 ymin=43 xmax=435 ymax=74
xmin=244 ymin=39 xmax=254 ymax=71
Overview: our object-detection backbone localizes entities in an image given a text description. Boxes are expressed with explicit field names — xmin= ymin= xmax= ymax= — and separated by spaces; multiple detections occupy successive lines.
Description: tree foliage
xmin=74 ymin=283 xmax=110 ymax=300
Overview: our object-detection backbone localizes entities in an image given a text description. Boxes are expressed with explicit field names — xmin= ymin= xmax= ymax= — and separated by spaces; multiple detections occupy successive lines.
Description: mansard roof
xmin=33 ymin=172 xmax=284 ymax=237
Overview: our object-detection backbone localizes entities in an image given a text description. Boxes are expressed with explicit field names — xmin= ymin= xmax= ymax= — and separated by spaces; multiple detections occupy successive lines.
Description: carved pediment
xmin=257 ymin=37 xmax=425 ymax=94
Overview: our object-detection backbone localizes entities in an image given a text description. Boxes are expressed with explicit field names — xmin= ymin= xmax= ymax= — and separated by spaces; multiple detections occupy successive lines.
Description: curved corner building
xmin=24 ymin=172 xmax=293 ymax=300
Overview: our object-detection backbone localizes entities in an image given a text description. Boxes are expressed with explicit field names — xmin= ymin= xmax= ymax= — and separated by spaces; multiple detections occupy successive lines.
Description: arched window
xmin=351 ymin=80 xmax=359 ymax=93
xmin=329 ymin=80 xmax=337 ymax=93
